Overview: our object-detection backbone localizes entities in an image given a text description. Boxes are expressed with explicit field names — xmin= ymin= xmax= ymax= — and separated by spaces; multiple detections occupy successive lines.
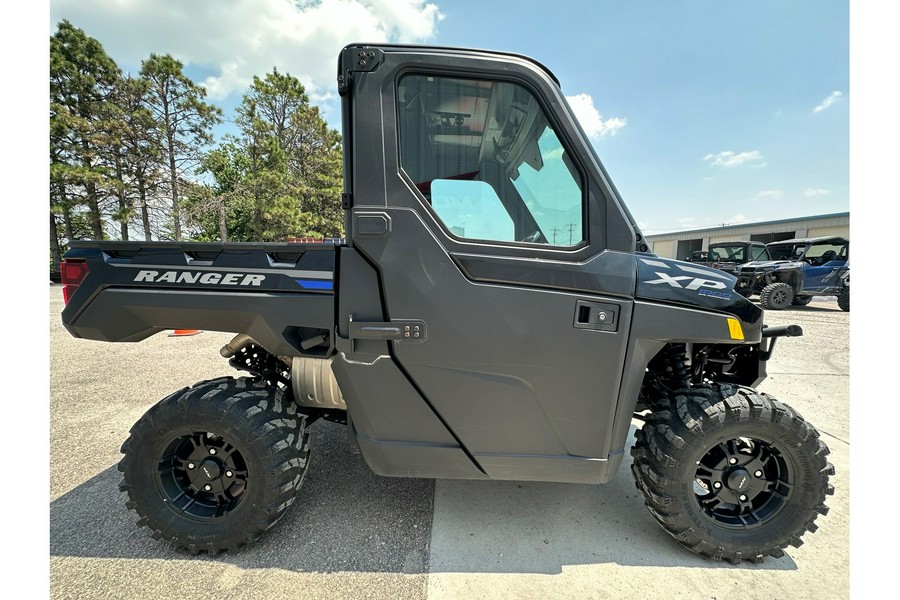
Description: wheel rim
xmin=155 ymin=431 xmax=249 ymax=520
xmin=772 ymin=289 xmax=788 ymax=305
xmin=692 ymin=437 xmax=793 ymax=529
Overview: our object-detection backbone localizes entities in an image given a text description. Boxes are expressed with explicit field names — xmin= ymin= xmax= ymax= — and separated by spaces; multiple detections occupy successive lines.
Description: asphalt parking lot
xmin=49 ymin=285 xmax=850 ymax=599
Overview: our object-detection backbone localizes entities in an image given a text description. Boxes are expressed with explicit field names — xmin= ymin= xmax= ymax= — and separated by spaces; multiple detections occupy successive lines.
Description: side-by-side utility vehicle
xmin=60 ymin=44 xmax=833 ymax=564
xmin=735 ymin=237 xmax=849 ymax=310
xmin=687 ymin=241 xmax=770 ymax=276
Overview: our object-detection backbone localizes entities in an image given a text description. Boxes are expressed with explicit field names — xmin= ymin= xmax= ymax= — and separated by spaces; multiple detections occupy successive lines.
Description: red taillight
xmin=60 ymin=259 xmax=90 ymax=305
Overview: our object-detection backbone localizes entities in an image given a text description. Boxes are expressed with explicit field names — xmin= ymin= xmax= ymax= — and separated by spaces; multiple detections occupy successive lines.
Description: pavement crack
xmin=819 ymin=430 xmax=849 ymax=445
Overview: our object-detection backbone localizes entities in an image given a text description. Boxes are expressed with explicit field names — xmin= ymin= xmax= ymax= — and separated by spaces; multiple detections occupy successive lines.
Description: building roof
xmin=645 ymin=211 xmax=849 ymax=240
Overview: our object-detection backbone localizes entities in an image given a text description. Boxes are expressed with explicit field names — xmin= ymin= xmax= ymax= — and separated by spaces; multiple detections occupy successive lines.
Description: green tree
xmin=112 ymin=75 xmax=166 ymax=240
xmin=50 ymin=20 xmax=121 ymax=244
xmin=230 ymin=68 xmax=343 ymax=241
xmin=140 ymin=54 xmax=221 ymax=241
xmin=187 ymin=142 xmax=251 ymax=242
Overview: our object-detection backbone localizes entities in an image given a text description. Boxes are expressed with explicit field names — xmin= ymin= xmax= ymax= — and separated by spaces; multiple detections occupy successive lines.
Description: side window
xmin=752 ymin=246 xmax=767 ymax=260
xmin=805 ymin=243 xmax=845 ymax=265
xmin=397 ymin=74 xmax=585 ymax=246
xmin=430 ymin=179 xmax=515 ymax=241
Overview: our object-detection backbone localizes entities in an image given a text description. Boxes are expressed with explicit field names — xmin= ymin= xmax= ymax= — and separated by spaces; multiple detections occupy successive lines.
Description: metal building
xmin=644 ymin=212 xmax=849 ymax=260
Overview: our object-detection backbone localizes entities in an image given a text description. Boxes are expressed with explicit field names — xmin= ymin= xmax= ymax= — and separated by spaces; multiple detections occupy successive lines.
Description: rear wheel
xmin=837 ymin=287 xmax=849 ymax=312
xmin=118 ymin=377 xmax=311 ymax=554
xmin=759 ymin=282 xmax=793 ymax=310
xmin=631 ymin=384 xmax=833 ymax=564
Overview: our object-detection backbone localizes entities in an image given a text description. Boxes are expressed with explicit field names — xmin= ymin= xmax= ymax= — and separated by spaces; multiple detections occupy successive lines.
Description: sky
xmin=46 ymin=0 xmax=850 ymax=235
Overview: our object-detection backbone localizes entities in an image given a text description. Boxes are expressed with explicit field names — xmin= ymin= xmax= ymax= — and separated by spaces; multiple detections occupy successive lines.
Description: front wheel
xmin=759 ymin=282 xmax=793 ymax=310
xmin=631 ymin=384 xmax=833 ymax=564
xmin=117 ymin=377 xmax=311 ymax=554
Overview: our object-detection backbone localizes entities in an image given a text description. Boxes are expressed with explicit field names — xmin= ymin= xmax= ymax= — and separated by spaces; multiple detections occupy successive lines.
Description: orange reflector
xmin=169 ymin=329 xmax=202 ymax=337
xmin=727 ymin=318 xmax=744 ymax=341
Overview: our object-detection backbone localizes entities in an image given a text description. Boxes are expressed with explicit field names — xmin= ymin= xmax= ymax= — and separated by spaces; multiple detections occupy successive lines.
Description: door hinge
xmin=349 ymin=319 xmax=426 ymax=342
xmin=338 ymin=47 xmax=384 ymax=95
xmin=336 ymin=317 xmax=426 ymax=354
xmin=342 ymin=193 xmax=353 ymax=209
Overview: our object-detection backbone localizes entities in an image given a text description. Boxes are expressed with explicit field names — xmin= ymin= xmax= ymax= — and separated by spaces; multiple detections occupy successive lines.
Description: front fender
xmin=601 ymin=300 xmax=764 ymax=482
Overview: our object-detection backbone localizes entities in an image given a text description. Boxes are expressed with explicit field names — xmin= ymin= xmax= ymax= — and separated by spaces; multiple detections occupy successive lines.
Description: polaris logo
xmin=133 ymin=270 xmax=265 ymax=286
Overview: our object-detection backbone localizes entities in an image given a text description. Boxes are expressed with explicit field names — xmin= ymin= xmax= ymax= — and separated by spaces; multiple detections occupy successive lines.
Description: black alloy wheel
xmin=155 ymin=431 xmax=249 ymax=520
xmin=693 ymin=436 xmax=791 ymax=529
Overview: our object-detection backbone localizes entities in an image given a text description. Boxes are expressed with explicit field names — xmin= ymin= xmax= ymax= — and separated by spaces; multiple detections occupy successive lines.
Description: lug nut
xmin=739 ymin=494 xmax=748 ymax=502
xmin=187 ymin=463 xmax=195 ymax=470
xmin=729 ymin=458 xmax=738 ymax=465
xmin=204 ymin=484 xmax=212 ymax=491
xmin=226 ymin=471 xmax=233 ymax=478
xmin=713 ymin=482 xmax=722 ymax=489
xmin=755 ymin=470 xmax=763 ymax=477
xmin=209 ymin=448 xmax=217 ymax=455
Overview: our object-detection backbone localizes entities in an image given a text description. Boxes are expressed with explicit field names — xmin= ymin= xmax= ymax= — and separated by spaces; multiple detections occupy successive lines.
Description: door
xmin=342 ymin=46 xmax=638 ymax=483
xmin=802 ymin=240 xmax=848 ymax=292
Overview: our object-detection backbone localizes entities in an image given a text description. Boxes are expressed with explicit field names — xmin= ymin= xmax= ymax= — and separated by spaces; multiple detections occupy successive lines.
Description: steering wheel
xmin=520 ymin=230 xmax=542 ymax=243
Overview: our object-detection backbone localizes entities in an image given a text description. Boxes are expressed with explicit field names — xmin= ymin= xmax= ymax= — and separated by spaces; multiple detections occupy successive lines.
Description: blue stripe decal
xmin=295 ymin=279 xmax=333 ymax=290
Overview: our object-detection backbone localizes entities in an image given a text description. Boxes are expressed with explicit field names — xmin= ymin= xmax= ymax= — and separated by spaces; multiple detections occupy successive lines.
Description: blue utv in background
xmin=734 ymin=236 xmax=849 ymax=311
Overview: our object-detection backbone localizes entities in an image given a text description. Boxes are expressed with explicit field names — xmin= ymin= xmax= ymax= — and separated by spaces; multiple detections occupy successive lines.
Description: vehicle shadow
xmin=49 ymin=423 xmax=797 ymax=573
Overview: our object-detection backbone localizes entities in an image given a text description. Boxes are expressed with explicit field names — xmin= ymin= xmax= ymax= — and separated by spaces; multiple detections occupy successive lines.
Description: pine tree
xmin=50 ymin=20 xmax=121 ymax=243
xmin=140 ymin=54 xmax=221 ymax=241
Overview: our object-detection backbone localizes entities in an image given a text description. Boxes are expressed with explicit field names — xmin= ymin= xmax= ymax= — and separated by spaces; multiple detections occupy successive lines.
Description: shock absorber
xmin=662 ymin=343 xmax=691 ymax=388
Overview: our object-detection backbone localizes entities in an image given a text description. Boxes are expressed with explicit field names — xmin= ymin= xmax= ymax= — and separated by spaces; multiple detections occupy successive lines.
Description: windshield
xmin=708 ymin=244 xmax=746 ymax=262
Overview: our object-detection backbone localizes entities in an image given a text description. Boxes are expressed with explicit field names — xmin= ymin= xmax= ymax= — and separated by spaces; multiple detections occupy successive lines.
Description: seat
xmin=818 ymin=250 xmax=837 ymax=265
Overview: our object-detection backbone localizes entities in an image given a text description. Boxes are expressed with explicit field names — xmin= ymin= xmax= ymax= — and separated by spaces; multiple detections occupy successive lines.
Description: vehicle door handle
xmin=574 ymin=300 xmax=618 ymax=332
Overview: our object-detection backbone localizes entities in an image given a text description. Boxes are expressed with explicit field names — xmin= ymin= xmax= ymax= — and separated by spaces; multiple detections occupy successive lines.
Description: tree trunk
xmin=81 ymin=140 xmax=104 ymax=240
xmin=217 ymin=196 xmax=228 ymax=242
xmin=138 ymin=174 xmax=152 ymax=241
xmin=86 ymin=182 xmax=104 ymax=240
xmin=162 ymin=89 xmax=181 ymax=241
xmin=114 ymin=150 xmax=129 ymax=241
xmin=168 ymin=133 xmax=180 ymax=241
xmin=56 ymin=181 xmax=76 ymax=240
xmin=50 ymin=211 xmax=63 ymax=278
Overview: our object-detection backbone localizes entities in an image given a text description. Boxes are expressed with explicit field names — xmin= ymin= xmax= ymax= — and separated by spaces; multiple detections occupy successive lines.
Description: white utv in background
xmin=60 ymin=44 xmax=833 ymax=564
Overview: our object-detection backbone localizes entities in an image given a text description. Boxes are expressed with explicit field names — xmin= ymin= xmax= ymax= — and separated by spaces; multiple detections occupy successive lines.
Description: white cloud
xmin=813 ymin=91 xmax=843 ymax=114
xmin=804 ymin=188 xmax=831 ymax=197
xmin=755 ymin=190 xmax=783 ymax=200
xmin=728 ymin=214 xmax=750 ymax=224
xmin=703 ymin=150 xmax=765 ymax=168
xmin=565 ymin=93 xmax=627 ymax=139
xmin=50 ymin=0 xmax=444 ymax=101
